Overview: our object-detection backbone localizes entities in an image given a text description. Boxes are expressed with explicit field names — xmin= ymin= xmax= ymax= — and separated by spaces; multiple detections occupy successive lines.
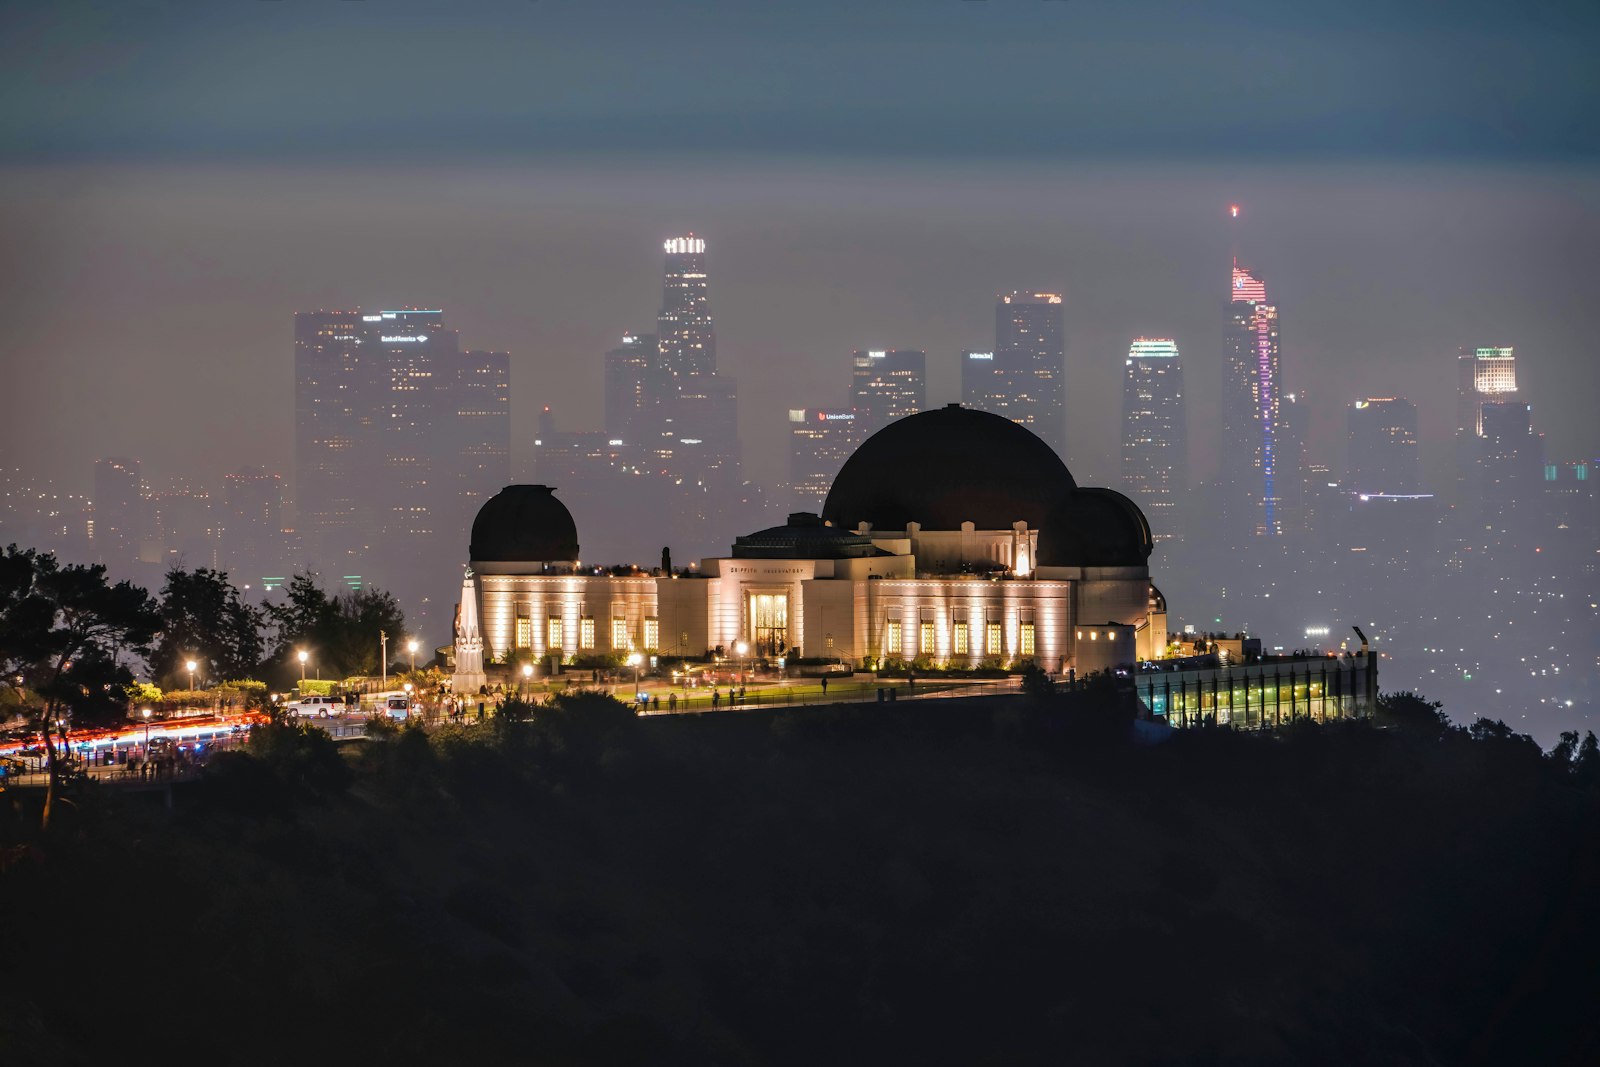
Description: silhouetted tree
xmin=150 ymin=566 xmax=265 ymax=687
xmin=0 ymin=545 xmax=160 ymax=828
xmin=265 ymin=572 xmax=404 ymax=678
xmin=1376 ymin=690 xmax=1451 ymax=737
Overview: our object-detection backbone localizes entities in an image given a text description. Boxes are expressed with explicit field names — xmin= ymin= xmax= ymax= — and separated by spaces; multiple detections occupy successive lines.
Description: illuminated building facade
xmin=1455 ymin=345 xmax=1519 ymax=502
xmin=657 ymin=235 xmax=715 ymax=381
xmin=849 ymin=349 xmax=926 ymax=434
xmin=788 ymin=407 xmax=862 ymax=511
xmin=973 ymin=293 xmax=1067 ymax=457
xmin=1221 ymin=264 xmax=1284 ymax=537
xmin=459 ymin=406 xmax=1165 ymax=684
xmin=649 ymin=236 xmax=740 ymax=482
xmin=1119 ymin=339 xmax=1187 ymax=539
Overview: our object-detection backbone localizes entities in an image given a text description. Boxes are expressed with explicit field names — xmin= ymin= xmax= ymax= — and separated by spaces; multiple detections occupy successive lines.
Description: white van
xmin=384 ymin=696 xmax=414 ymax=720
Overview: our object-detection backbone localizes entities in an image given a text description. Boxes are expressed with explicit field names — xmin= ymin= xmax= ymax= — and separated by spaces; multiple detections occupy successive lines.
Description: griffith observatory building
xmin=452 ymin=405 xmax=1167 ymax=688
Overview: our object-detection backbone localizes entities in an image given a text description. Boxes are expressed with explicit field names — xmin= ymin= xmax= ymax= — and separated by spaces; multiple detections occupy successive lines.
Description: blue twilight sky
xmin=3 ymin=0 xmax=1597 ymax=165
xmin=1 ymin=0 xmax=1598 ymax=496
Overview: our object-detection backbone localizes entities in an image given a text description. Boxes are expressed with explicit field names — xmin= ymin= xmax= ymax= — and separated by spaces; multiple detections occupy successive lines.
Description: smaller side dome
xmin=1036 ymin=487 xmax=1153 ymax=568
xmin=469 ymin=485 xmax=580 ymax=563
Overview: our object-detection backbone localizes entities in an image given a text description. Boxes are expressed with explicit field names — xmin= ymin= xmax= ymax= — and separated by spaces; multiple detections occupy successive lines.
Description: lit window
xmin=953 ymin=622 xmax=969 ymax=656
xmin=515 ymin=615 xmax=531 ymax=649
xmin=643 ymin=617 xmax=660 ymax=650
xmin=986 ymin=622 xmax=1002 ymax=655
xmin=885 ymin=620 xmax=902 ymax=655
xmin=547 ymin=616 xmax=563 ymax=650
xmin=920 ymin=621 xmax=934 ymax=653
xmin=612 ymin=617 xmax=629 ymax=649
xmin=1019 ymin=622 xmax=1036 ymax=657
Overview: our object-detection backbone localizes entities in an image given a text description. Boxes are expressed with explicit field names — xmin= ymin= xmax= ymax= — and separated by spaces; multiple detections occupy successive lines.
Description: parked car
xmin=384 ymin=696 xmax=414 ymax=720
xmin=285 ymin=694 xmax=347 ymax=719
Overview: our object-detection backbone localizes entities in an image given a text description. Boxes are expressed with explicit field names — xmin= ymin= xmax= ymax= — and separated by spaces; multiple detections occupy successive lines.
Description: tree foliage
xmin=150 ymin=566 xmax=266 ymax=688
xmin=0 ymin=544 xmax=161 ymax=827
xmin=265 ymin=572 xmax=405 ymax=678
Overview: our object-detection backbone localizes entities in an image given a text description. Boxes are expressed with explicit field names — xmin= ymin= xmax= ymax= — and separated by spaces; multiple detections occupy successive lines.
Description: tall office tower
xmin=604 ymin=332 xmax=661 ymax=448
xmin=1119 ymin=339 xmax=1187 ymax=539
xmin=650 ymin=236 xmax=740 ymax=483
xmin=1346 ymin=398 xmax=1421 ymax=495
xmin=788 ymin=407 xmax=862 ymax=511
xmin=295 ymin=307 xmax=498 ymax=606
xmin=445 ymin=348 xmax=511 ymax=519
xmin=1478 ymin=400 xmax=1541 ymax=537
xmin=92 ymin=457 xmax=145 ymax=568
xmin=1455 ymin=346 xmax=1518 ymax=500
xmin=1221 ymin=261 xmax=1284 ymax=537
xmin=987 ymin=292 xmax=1067 ymax=457
xmin=849 ymin=349 xmax=926 ymax=434
xmin=671 ymin=375 xmax=741 ymax=480
xmin=222 ymin=466 xmax=284 ymax=578
xmin=657 ymin=236 xmax=715 ymax=381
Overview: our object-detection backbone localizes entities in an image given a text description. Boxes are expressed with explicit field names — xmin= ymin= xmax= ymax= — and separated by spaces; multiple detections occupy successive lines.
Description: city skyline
xmin=5 ymin=164 xmax=1597 ymax=504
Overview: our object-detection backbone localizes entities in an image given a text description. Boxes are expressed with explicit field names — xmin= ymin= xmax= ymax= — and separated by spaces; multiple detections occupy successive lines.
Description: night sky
xmin=2 ymin=0 xmax=1597 ymax=494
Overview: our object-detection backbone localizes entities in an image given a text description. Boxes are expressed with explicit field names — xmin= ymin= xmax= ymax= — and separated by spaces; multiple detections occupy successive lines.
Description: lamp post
xmin=735 ymin=641 xmax=748 ymax=689
xmin=296 ymin=649 xmax=308 ymax=682
xmin=627 ymin=652 xmax=643 ymax=705
xmin=407 ymin=638 xmax=419 ymax=675
xmin=141 ymin=707 xmax=151 ymax=752
xmin=520 ymin=662 xmax=533 ymax=699
xmin=402 ymin=682 xmax=413 ymax=718
xmin=380 ymin=629 xmax=388 ymax=691
xmin=185 ymin=658 xmax=198 ymax=696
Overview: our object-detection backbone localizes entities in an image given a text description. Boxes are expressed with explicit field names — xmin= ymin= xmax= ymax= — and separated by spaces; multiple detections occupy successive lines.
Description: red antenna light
xmin=1229 ymin=204 xmax=1240 ymax=218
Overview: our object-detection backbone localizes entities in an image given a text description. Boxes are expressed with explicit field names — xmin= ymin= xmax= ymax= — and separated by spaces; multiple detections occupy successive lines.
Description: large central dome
xmin=822 ymin=405 xmax=1077 ymax=532
xmin=470 ymin=485 xmax=580 ymax=563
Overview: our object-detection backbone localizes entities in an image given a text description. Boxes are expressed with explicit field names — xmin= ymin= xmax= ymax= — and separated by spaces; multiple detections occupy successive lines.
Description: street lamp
xmin=185 ymin=659 xmax=198 ymax=695
xmin=520 ymin=662 xmax=533 ymax=699
xmin=296 ymin=649 xmax=308 ymax=682
xmin=407 ymin=638 xmax=419 ymax=675
xmin=735 ymin=641 xmax=748 ymax=688
xmin=627 ymin=652 xmax=643 ymax=705
xmin=141 ymin=707 xmax=151 ymax=751
xmin=402 ymin=682 xmax=413 ymax=717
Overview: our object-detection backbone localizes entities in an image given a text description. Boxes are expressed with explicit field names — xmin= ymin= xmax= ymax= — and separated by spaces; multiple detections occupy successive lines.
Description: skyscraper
xmin=1346 ymin=398 xmax=1421 ymax=495
xmin=1455 ymin=345 xmax=1518 ymax=501
xmin=1221 ymin=261 xmax=1284 ymax=537
xmin=652 ymin=236 xmax=739 ymax=483
xmin=294 ymin=307 xmax=504 ymax=608
xmin=443 ymin=348 xmax=511 ymax=543
xmin=788 ymin=407 xmax=862 ymax=511
xmin=985 ymin=292 xmax=1066 ymax=457
xmin=1119 ymin=339 xmax=1186 ymax=538
xmin=849 ymin=349 xmax=925 ymax=434
xmin=604 ymin=332 xmax=661 ymax=450
xmin=657 ymin=235 xmax=715 ymax=381
xmin=92 ymin=456 xmax=145 ymax=568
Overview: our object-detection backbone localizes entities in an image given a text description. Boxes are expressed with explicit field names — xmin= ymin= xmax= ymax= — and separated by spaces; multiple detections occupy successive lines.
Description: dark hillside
xmin=3 ymin=693 xmax=1597 ymax=1066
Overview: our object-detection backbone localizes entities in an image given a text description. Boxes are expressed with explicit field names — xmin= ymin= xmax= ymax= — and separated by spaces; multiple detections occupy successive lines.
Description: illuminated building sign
xmin=663 ymin=237 xmax=706 ymax=255
xmin=380 ymin=335 xmax=429 ymax=343
xmin=966 ymin=351 xmax=994 ymax=361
